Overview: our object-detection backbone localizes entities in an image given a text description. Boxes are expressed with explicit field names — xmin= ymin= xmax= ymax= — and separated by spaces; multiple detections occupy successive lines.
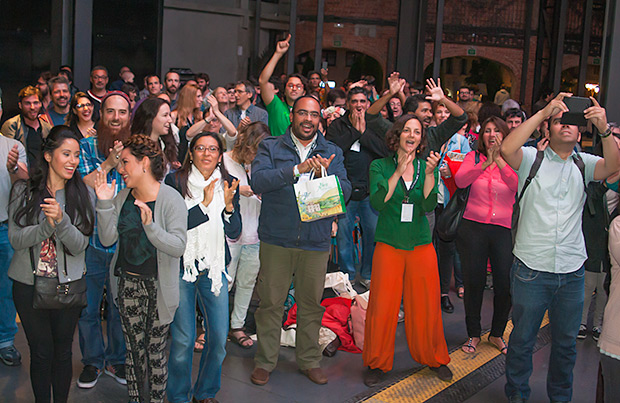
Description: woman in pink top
xmin=454 ymin=116 xmax=517 ymax=355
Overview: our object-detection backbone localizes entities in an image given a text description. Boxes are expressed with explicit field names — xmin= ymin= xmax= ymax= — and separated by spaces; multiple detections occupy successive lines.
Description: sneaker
xmin=0 ymin=345 xmax=21 ymax=367
xmin=358 ymin=278 xmax=371 ymax=290
xmin=577 ymin=324 xmax=587 ymax=340
xmin=77 ymin=365 xmax=101 ymax=388
xmin=105 ymin=364 xmax=127 ymax=385
xmin=593 ymin=327 xmax=602 ymax=342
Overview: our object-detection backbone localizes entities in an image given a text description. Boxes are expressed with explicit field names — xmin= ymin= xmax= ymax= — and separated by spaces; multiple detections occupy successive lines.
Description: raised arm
xmin=367 ymin=72 xmax=405 ymax=116
xmin=587 ymin=98 xmax=620 ymax=181
xmin=501 ymin=92 xmax=571 ymax=171
xmin=259 ymin=34 xmax=291 ymax=107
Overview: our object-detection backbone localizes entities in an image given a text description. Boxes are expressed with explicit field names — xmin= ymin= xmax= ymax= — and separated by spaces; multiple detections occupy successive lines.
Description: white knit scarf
xmin=182 ymin=165 xmax=231 ymax=295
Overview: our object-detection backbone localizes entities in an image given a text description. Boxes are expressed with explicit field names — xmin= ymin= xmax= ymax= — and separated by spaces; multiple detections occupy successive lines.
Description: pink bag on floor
xmin=349 ymin=291 xmax=369 ymax=350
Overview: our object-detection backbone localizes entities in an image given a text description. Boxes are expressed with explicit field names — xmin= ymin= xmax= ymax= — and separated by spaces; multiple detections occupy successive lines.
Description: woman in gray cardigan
xmin=8 ymin=126 xmax=94 ymax=403
xmin=95 ymin=134 xmax=186 ymax=403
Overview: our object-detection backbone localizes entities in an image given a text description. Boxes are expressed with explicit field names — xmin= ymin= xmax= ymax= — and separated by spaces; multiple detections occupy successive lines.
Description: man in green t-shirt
xmin=259 ymin=34 xmax=308 ymax=136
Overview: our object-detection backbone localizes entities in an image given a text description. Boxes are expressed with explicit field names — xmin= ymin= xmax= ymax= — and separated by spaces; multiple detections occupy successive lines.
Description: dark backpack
xmin=511 ymin=150 xmax=586 ymax=245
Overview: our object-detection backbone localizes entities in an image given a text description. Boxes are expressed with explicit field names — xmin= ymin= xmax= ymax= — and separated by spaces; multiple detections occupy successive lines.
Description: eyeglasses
xmin=92 ymin=75 xmax=108 ymax=80
xmin=287 ymin=84 xmax=303 ymax=90
xmin=234 ymin=89 xmax=248 ymax=94
xmin=76 ymin=103 xmax=93 ymax=109
xmin=295 ymin=110 xmax=320 ymax=119
xmin=194 ymin=145 xmax=220 ymax=154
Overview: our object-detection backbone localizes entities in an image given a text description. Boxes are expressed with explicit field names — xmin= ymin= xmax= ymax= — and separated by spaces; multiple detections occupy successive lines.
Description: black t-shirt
xmin=25 ymin=123 xmax=43 ymax=175
xmin=115 ymin=193 xmax=158 ymax=278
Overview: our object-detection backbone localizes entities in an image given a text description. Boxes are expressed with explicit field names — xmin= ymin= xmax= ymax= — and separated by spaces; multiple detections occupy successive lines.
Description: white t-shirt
xmin=0 ymin=136 xmax=27 ymax=221
xmin=224 ymin=152 xmax=261 ymax=244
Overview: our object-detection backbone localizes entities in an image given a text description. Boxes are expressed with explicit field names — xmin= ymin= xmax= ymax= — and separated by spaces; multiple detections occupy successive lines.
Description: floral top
xmin=37 ymin=235 xmax=58 ymax=278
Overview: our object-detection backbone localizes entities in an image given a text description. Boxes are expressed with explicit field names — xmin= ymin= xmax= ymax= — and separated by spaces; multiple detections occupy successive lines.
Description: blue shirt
xmin=513 ymin=146 xmax=601 ymax=274
xmin=47 ymin=109 xmax=68 ymax=126
xmin=78 ymin=136 xmax=126 ymax=252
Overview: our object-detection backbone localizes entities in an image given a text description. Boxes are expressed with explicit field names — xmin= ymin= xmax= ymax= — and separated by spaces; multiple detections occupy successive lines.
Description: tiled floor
xmin=0 ymin=287 xmax=601 ymax=402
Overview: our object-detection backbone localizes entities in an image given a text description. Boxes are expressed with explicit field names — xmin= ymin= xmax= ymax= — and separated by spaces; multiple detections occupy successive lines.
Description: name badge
xmin=401 ymin=203 xmax=413 ymax=222
xmin=350 ymin=140 xmax=361 ymax=152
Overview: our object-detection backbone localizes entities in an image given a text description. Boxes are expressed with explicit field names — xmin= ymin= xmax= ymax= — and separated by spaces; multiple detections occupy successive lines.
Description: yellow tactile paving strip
xmin=364 ymin=313 xmax=550 ymax=403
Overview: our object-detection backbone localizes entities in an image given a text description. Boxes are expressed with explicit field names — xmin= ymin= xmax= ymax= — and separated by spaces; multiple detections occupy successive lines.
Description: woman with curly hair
xmin=94 ymin=134 xmax=187 ymax=403
xmin=362 ymin=114 xmax=452 ymax=387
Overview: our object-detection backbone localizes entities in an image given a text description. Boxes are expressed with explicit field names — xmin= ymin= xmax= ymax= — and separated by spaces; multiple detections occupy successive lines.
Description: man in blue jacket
xmin=250 ymin=96 xmax=351 ymax=386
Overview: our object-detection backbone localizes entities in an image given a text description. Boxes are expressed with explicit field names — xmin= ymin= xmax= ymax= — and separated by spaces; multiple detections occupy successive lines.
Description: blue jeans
xmin=336 ymin=197 xmax=378 ymax=281
xmin=505 ymin=259 xmax=585 ymax=402
xmin=0 ymin=222 xmax=17 ymax=349
xmin=167 ymin=271 xmax=229 ymax=402
xmin=78 ymin=246 xmax=126 ymax=368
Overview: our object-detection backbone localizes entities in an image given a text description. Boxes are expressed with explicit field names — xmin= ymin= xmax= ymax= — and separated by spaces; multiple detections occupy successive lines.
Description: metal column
xmin=532 ymin=0 xmax=547 ymax=107
xmin=432 ymin=0 xmax=445 ymax=80
xmin=600 ymin=0 xmax=620 ymax=122
xmin=578 ymin=0 xmax=594 ymax=96
xmin=395 ymin=0 xmax=427 ymax=82
xmin=551 ymin=0 xmax=568 ymax=93
xmin=520 ymin=0 xmax=534 ymax=105
xmin=313 ymin=0 xmax=325 ymax=71
xmin=287 ymin=0 xmax=297 ymax=74
xmin=252 ymin=0 xmax=262 ymax=77
xmin=73 ymin=0 xmax=93 ymax=90
xmin=51 ymin=0 xmax=73 ymax=71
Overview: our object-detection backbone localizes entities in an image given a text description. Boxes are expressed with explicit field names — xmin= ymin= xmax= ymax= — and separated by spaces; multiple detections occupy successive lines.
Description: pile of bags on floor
xmin=279 ymin=272 xmax=369 ymax=356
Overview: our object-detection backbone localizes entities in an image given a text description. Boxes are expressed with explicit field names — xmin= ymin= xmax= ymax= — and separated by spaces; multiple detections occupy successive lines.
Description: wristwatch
xmin=599 ymin=124 xmax=612 ymax=138
xmin=10 ymin=165 xmax=18 ymax=174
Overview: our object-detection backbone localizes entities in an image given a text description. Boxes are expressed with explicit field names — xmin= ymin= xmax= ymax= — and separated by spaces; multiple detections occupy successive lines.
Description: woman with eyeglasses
xmin=165 ymin=132 xmax=241 ymax=403
xmin=95 ymin=134 xmax=187 ymax=403
xmin=65 ymin=92 xmax=96 ymax=139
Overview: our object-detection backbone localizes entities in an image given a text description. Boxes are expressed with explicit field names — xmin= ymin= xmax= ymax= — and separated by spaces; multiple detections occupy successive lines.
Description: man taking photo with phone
xmin=500 ymin=93 xmax=620 ymax=403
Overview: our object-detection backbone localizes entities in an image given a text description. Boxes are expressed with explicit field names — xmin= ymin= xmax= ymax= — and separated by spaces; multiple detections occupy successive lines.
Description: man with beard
xmin=259 ymin=34 xmax=308 ymax=136
xmin=326 ymin=87 xmax=389 ymax=289
xmin=35 ymin=71 xmax=53 ymax=111
xmin=195 ymin=72 xmax=211 ymax=98
xmin=164 ymin=71 xmax=181 ymax=110
xmin=76 ymin=91 xmax=131 ymax=389
xmin=0 ymin=86 xmax=53 ymax=173
xmin=87 ymin=66 xmax=109 ymax=122
xmin=250 ymin=96 xmax=351 ymax=386
xmin=45 ymin=75 xmax=71 ymax=126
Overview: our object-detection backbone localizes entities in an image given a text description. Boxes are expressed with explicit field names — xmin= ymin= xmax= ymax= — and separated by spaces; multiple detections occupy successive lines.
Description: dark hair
xmin=145 ymin=74 xmax=159 ymax=82
xmin=326 ymin=88 xmax=346 ymax=106
xmin=195 ymin=72 xmax=210 ymax=83
xmin=268 ymin=76 xmax=283 ymax=95
xmin=131 ymin=98 xmax=178 ymax=167
xmin=58 ymin=69 xmax=73 ymax=83
xmin=173 ymin=132 xmax=229 ymax=199
xmin=124 ymin=134 xmax=166 ymax=182
xmin=225 ymin=82 xmax=235 ymax=91
xmin=477 ymin=116 xmax=510 ymax=155
xmin=232 ymin=122 xmax=270 ymax=165
xmin=386 ymin=115 xmax=426 ymax=154
xmin=307 ymin=70 xmax=320 ymax=79
xmin=347 ymin=87 xmax=368 ymax=101
xmin=65 ymin=91 xmax=93 ymax=128
xmin=11 ymin=126 xmax=94 ymax=237
xmin=291 ymin=95 xmax=321 ymax=112
xmin=48 ymin=75 xmax=70 ymax=91
xmin=477 ymin=102 xmax=503 ymax=128
xmin=38 ymin=71 xmax=53 ymax=83
xmin=91 ymin=65 xmax=108 ymax=75
xmin=503 ymin=107 xmax=526 ymax=122
xmin=410 ymin=81 xmax=425 ymax=93
xmin=403 ymin=94 xmax=430 ymax=114
xmin=164 ymin=70 xmax=180 ymax=81
xmin=286 ymin=74 xmax=308 ymax=94
xmin=236 ymin=80 xmax=256 ymax=99
xmin=121 ymin=82 xmax=139 ymax=96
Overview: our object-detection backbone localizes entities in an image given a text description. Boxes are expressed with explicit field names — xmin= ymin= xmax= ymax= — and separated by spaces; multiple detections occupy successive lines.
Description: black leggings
xmin=13 ymin=281 xmax=82 ymax=403
xmin=456 ymin=219 xmax=512 ymax=338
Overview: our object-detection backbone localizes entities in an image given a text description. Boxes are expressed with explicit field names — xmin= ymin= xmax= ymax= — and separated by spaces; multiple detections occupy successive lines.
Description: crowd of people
xmin=1 ymin=32 xmax=620 ymax=403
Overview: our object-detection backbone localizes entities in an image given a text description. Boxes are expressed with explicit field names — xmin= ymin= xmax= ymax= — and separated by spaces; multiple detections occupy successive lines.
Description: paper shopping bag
xmin=294 ymin=167 xmax=346 ymax=222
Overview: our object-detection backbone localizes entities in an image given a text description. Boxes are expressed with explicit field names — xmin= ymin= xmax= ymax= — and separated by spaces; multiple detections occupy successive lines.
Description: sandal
xmin=461 ymin=337 xmax=479 ymax=354
xmin=488 ymin=335 xmax=508 ymax=355
xmin=457 ymin=286 xmax=464 ymax=299
xmin=229 ymin=328 xmax=253 ymax=349
xmin=194 ymin=333 xmax=205 ymax=353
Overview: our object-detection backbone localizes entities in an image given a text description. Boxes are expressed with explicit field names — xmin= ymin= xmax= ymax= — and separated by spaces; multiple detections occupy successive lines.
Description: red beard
xmin=96 ymin=121 xmax=131 ymax=157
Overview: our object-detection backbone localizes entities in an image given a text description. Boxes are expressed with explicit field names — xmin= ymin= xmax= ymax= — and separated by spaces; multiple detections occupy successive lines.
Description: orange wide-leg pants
xmin=362 ymin=242 xmax=450 ymax=372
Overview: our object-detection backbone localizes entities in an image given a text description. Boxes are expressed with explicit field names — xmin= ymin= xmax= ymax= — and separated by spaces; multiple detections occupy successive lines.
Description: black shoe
xmin=77 ymin=365 xmax=101 ymax=388
xmin=593 ymin=327 xmax=602 ymax=342
xmin=105 ymin=364 xmax=127 ymax=385
xmin=0 ymin=345 xmax=21 ymax=367
xmin=430 ymin=365 xmax=453 ymax=382
xmin=363 ymin=367 xmax=385 ymax=387
xmin=441 ymin=296 xmax=454 ymax=313
xmin=577 ymin=324 xmax=587 ymax=339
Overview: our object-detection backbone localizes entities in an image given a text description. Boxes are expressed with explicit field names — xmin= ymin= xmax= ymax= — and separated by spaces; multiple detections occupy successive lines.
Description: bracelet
xmin=600 ymin=124 xmax=612 ymax=138
xmin=224 ymin=207 xmax=234 ymax=215
xmin=9 ymin=165 xmax=18 ymax=174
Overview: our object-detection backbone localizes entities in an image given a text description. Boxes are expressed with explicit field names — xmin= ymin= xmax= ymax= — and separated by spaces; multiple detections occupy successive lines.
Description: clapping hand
xmin=41 ymin=198 xmax=63 ymax=227
xmin=94 ymin=170 xmax=115 ymax=200
xmin=134 ymin=200 xmax=153 ymax=225
xmin=224 ymin=179 xmax=240 ymax=211
xmin=202 ymin=181 xmax=215 ymax=207
xmin=425 ymin=151 xmax=441 ymax=174
xmin=396 ymin=151 xmax=414 ymax=176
